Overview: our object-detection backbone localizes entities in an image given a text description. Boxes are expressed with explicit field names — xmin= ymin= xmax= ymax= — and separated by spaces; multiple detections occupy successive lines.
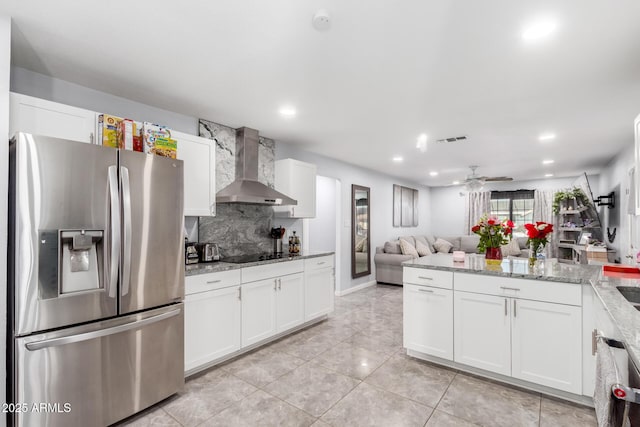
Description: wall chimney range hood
xmin=216 ymin=127 xmax=297 ymax=206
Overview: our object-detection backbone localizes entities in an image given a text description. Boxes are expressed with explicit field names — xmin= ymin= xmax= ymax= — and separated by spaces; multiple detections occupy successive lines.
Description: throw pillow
xmin=383 ymin=240 xmax=402 ymax=254
xmin=501 ymin=238 xmax=521 ymax=257
xmin=425 ymin=235 xmax=437 ymax=253
xmin=415 ymin=240 xmax=432 ymax=256
xmin=433 ymin=238 xmax=454 ymax=253
xmin=399 ymin=239 xmax=419 ymax=258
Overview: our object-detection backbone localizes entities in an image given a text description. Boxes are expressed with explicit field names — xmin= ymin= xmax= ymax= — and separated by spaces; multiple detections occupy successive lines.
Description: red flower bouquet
xmin=471 ymin=215 xmax=514 ymax=253
xmin=524 ymin=221 xmax=554 ymax=266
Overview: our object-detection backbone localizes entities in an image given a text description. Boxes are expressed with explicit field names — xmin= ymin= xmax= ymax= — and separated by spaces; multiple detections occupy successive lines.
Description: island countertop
xmin=185 ymin=251 xmax=335 ymax=277
xmin=402 ymin=253 xmax=601 ymax=285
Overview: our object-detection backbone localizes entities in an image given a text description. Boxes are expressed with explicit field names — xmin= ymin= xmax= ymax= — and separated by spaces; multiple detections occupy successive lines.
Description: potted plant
xmin=471 ymin=215 xmax=514 ymax=265
xmin=552 ymin=188 xmax=591 ymax=214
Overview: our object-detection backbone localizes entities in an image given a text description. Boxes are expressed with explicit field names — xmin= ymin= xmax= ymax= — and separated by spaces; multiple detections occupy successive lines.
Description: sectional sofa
xmin=374 ymin=234 xmax=529 ymax=285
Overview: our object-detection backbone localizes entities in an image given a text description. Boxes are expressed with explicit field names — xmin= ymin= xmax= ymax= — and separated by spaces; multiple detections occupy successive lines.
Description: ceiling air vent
xmin=435 ymin=135 xmax=468 ymax=143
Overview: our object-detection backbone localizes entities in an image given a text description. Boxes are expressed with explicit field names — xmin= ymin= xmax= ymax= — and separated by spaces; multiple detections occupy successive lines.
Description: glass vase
xmin=485 ymin=247 xmax=503 ymax=266
xmin=528 ymin=242 xmax=537 ymax=267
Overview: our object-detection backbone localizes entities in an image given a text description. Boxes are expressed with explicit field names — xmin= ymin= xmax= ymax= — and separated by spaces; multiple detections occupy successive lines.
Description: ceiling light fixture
xmin=545 ymin=173 xmax=554 ymax=177
xmin=429 ymin=171 xmax=438 ymax=177
xmin=542 ymin=159 xmax=555 ymax=165
xmin=465 ymin=180 xmax=485 ymax=192
xmin=279 ymin=106 xmax=297 ymax=118
xmin=416 ymin=134 xmax=428 ymax=153
xmin=539 ymin=133 xmax=556 ymax=141
xmin=392 ymin=156 xmax=403 ymax=162
xmin=312 ymin=9 xmax=331 ymax=31
xmin=522 ymin=19 xmax=557 ymax=42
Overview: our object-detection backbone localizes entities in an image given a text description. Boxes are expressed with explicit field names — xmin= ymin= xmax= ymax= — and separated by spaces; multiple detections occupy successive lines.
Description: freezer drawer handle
xmin=25 ymin=308 xmax=181 ymax=351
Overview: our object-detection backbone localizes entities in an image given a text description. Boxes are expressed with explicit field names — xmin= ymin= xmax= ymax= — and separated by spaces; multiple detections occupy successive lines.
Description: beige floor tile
xmin=200 ymin=389 xmax=315 ymax=427
xmin=119 ymin=407 xmax=180 ymax=426
xmin=426 ymin=410 xmax=479 ymax=426
xmin=321 ymin=382 xmax=432 ymax=427
xmin=221 ymin=346 xmax=306 ymax=388
xmin=365 ymin=354 xmax=456 ymax=407
xmin=437 ymin=374 xmax=540 ymax=427
xmin=264 ymin=362 xmax=360 ymax=417
xmin=539 ymin=397 xmax=597 ymax=427
xmin=161 ymin=369 xmax=257 ymax=427
xmin=311 ymin=341 xmax=390 ymax=380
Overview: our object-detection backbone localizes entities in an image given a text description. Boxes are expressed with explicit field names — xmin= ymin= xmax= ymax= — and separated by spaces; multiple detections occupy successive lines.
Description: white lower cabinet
xmin=184 ymin=286 xmax=241 ymax=372
xmin=454 ymin=291 xmax=511 ymax=375
xmin=511 ymin=298 xmax=582 ymax=394
xmin=241 ymin=278 xmax=278 ymax=347
xmin=304 ymin=267 xmax=334 ymax=320
xmin=404 ymin=284 xmax=454 ymax=360
xmin=277 ymin=273 xmax=305 ymax=331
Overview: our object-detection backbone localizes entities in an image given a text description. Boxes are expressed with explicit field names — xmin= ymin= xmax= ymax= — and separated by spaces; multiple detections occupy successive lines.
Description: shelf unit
xmin=555 ymin=198 xmax=601 ymax=264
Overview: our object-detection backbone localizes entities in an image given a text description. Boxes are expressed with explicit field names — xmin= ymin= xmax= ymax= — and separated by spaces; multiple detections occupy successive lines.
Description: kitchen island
xmin=403 ymin=253 xmax=640 ymax=406
xmin=184 ymin=252 xmax=335 ymax=376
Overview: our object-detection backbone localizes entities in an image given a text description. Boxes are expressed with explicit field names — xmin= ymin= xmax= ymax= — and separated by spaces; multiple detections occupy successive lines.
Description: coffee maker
xmin=271 ymin=226 xmax=285 ymax=254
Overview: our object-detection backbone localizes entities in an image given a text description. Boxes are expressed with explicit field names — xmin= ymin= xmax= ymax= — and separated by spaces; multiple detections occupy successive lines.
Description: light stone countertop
xmin=405 ymin=253 xmax=640 ymax=371
xmin=185 ymin=251 xmax=335 ymax=277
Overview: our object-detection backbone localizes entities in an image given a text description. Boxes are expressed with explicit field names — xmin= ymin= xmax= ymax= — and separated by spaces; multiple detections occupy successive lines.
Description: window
xmin=490 ymin=190 xmax=534 ymax=233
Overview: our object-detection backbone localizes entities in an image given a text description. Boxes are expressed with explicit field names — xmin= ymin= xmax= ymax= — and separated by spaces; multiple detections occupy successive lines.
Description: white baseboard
xmin=335 ymin=280 xmax=376 ymax=296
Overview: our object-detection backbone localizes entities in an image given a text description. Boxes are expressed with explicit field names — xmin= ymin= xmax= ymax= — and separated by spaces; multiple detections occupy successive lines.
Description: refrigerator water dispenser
xmin=60 ymin=230 xmax=103 ymax=294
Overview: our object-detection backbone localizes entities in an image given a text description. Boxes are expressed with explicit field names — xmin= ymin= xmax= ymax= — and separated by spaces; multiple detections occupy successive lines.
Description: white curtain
xmin=464 ymin=191 xmax=492 ymax=235
xmin=533 ymin=189 xmax=557 ymax=257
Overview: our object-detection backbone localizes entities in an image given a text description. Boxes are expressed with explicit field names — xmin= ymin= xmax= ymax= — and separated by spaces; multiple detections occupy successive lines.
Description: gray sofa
xmin=374 ymin=235 xmax=529 ymax=285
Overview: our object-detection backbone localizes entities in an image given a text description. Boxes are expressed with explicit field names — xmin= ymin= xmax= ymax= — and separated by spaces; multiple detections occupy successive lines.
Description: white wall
xmin=430 ymin=176 xmax=588 ymax=236
xmin=11 ymin=66 xmax=198 ymax=134
xmin=276 ymin=142 xmax=432 ymax=292
xmin=0 ymin=14 xmax=10 ymax=426
xmin=598 ymin=142 xmax=637 ymax=262
xmin=308 ymin=176 xmax=338 ymax=252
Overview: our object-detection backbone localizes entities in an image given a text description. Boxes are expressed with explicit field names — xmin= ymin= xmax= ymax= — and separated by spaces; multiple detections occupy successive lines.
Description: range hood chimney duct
xmin=215 ymin=127 xmax=297 ymax=206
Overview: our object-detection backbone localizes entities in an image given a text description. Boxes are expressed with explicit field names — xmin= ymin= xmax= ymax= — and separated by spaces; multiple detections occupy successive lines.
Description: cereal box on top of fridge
xmin=99 ymin=114 xmax=124 ymax=148
xmin=142 ymin=122 xmax=177 ymax=158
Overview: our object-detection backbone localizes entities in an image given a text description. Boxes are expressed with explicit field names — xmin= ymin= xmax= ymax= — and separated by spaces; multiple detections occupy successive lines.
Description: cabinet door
xmin=511 ymin=299 xmax=582 ymax=394
xmin=274 ymin=159 xmax=317 ymax=218
xmin=174 ymin=130 xmax=216 ymax=216
xmin=241 ymin=279 xmax=277 ymax=347
xmin=10 ymin=93 xmax=97 ymax=143
xmin=635 ymin=113 xmax=640 ymax=215
xmin=404 ymin=285 xmax=453 ymax=360
xmin=454 ymin=291 xmax=511 ymax=376
xmin=184 ymin=287 xmax=241 ymax=372
xmin=276 ymin=273 xmax=305 ymax=332
xmin=304 ymin=267 xmax=334 ymax=320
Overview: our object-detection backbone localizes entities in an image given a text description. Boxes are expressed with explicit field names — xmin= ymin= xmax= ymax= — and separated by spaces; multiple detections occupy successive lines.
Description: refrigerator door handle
xmin=25 ymin=308 xmax=181 ymax=351
xmin=107 ymin=165 xmax=120 ymax=298
xmin=120 ymin=166 xmax=132 ymax=296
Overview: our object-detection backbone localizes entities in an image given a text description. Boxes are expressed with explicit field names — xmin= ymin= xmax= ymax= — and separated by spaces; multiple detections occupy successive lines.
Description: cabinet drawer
xmin=304 ymin=255 xmax=334 ymax=271
xmin=403 ymin=268 xmax=453 ymax=289
xmin=242 ymin=260 xmax=304 ymax=283
xmin=454 ymin=273 xmax=581 ymax=306
xmin=185 ymin=269 xmax=242 ymax=295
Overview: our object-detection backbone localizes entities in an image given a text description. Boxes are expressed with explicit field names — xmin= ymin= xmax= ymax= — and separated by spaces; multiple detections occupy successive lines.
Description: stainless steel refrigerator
xmin=8 ymin=133 xmax=185 ymax=426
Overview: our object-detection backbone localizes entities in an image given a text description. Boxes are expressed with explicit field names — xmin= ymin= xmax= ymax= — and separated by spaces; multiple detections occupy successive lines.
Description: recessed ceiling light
xmin=542 ymin=159 xmax=555 ymax=165
xmin=429 ymin=171 xmax=438 ymax=177
xmin=392 ymin=156 xmax=403 ymax=162
xmin=539 ymin=133 xmax=556 ymax=141
xmin=522 ymin=20 xmax=557 ymax=42
xmin=279 ymin=106 xmax=297 ymax=118
xmin=416 ymin=134 xmax=428 ymax=153
xmin=452 ymin=180 xmax=460 ymax=185
xmin=545 ymin=173 xmax=554 ymax=177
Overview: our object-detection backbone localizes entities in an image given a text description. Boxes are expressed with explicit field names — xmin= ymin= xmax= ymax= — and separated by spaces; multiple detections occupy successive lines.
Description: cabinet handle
xmin=206 ymin=279 xmax=221 ymax=284
xmin=504 ymin=298 xmax=508 ymax=316
xmin=418 ymin=288 xmax=434 ymax=293
xmin=500 ymin=286 xmax=520 ymax=292
xmin=274 ymin=279 xmax=278 ymax=291
xmin=513 ymin=300 xmax=517 ymax=317
xmin=418 ymin=276 xmax=433 ymax=281
xmin=90 ymin=132 xmax=94 ymax=144
xmin=238 ymin=287 xmax=242 ymax=300
xmin=317 ymin=261 xmax=326 ymax=265
xmin=278 ymin=278 xmax=282 ymax=291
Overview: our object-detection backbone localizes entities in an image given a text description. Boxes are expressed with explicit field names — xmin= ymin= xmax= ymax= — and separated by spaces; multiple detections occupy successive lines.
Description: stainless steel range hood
xmin=216 ymin=127 xmax=297 ymax=206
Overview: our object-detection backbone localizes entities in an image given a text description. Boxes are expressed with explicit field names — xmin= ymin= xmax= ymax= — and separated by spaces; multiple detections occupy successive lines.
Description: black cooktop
xmin=223 ymin=253 xmax=297 ymax=264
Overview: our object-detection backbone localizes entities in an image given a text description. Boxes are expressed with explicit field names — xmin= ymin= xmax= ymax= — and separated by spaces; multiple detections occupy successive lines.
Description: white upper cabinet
xmin=274 ymin=158 xmax=317 ymax=218
xmin=634 ymin=113 xmax=640 ymax=215
xmin=9 ymin=92 xmax=97 ymax=144
xmin=174 ymin=130 xmax=216 ymax=216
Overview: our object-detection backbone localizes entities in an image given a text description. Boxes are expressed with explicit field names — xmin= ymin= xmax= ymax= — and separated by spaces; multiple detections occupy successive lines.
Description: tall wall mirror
xmin=352 ymin=184 xmax=371 ymax=278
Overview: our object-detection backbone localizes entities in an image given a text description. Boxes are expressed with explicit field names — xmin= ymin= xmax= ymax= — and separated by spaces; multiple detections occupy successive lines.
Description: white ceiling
xmin=2 ymin=0 xmax=640 ymax=187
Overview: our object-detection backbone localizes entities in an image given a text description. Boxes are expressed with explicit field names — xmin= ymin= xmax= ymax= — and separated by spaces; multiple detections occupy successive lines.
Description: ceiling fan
xmin=461 ymin=166 xmax=513 ymax=191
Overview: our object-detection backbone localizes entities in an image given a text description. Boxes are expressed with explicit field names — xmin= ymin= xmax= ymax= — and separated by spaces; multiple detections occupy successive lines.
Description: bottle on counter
xmin=289 ymin=234 xmax=294 ymax=254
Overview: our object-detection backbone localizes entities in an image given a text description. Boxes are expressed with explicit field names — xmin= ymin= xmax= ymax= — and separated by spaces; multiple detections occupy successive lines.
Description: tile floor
xmin=120 ymin=284 xmax=597 ymax=427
